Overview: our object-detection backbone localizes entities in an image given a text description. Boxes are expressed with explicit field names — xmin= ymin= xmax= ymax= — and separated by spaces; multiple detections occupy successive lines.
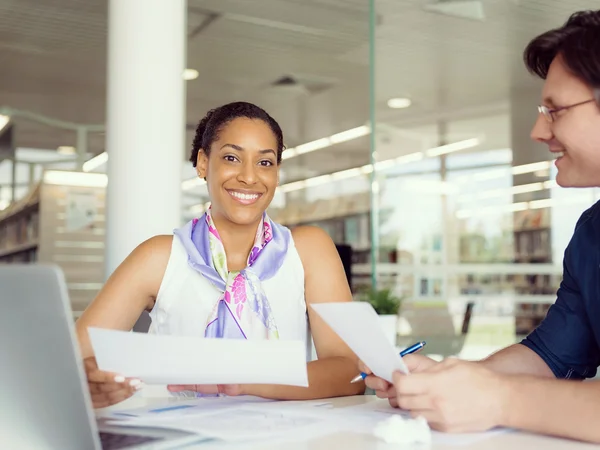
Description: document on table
xmin=311 ymin=302 xmax=408 ymax=382
xmin=88 ymin=328 xmax=309 ymax=386
xmin=107 ymin=406 xmax=343 ymax=442
xmin=107 ymin=396 xmax=275 ymax=420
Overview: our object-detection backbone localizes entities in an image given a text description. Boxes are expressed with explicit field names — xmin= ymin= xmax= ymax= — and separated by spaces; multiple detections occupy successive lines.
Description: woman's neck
xmin=211 ymin=211 xmax=260 ymax=271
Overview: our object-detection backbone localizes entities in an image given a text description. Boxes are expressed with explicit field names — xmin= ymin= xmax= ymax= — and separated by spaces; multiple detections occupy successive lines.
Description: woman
xmin=76 ymin=101 xmax=364 ymax=408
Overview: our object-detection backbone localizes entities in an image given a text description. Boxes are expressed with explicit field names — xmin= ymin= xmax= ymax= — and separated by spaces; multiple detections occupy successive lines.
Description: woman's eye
xmin=259 ymin=160 xmax=274 ymax=167
xmin=224 ymin=155 xmax=238 ymax=162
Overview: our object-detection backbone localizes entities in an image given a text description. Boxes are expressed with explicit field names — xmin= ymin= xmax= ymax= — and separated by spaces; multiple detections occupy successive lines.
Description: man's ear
xmin=196 ymin=150 xmax=208 ymax=179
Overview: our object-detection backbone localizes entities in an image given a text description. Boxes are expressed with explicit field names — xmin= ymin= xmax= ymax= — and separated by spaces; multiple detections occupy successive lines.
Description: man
xmin=361 ymin=10 xmax=600 ymax=443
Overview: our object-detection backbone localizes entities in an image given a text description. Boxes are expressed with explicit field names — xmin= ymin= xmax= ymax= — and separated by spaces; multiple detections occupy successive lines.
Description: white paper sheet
xmin=311 ymin=302 xmax=408 ymax=382
xmin=108 ymin=396 xmax=275 ymax=420
xmin=107 ymin=407 xmax=343 ymax=443
xmin=333 ymin=400 xmax=509 ymax=446
xmin=88 ymin=328 xmax=309 ymax=386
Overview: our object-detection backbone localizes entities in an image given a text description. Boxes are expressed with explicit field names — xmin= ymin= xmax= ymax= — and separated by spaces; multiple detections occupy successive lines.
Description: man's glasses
xmin=538 ymin=98 xmax=596 ymax=123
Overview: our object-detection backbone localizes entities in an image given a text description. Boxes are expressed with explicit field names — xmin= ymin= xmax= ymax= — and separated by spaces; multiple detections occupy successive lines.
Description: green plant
xmin=360 ymin=288 xmax=402 ymax=315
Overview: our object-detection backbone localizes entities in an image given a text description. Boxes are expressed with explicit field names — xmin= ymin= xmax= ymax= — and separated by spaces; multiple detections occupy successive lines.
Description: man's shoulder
xmin=573 ymin=200 xmax=600 ymax=240
xmin=568 ymin=201 xmax=600 ymax=265
xmin=575 ymin=200 xmax=600 ymax=229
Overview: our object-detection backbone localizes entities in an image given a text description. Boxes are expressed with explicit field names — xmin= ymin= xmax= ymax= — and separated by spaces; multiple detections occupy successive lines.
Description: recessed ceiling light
xmin=57 ymin=146 xmax=76 ymax=155
xmin=183 ymin=68 xmax=199 ymax=81
xmin=387 ymin=98 xmax=412 ymax=109
xmin=0 ymin=114 xmax=9 ymax=132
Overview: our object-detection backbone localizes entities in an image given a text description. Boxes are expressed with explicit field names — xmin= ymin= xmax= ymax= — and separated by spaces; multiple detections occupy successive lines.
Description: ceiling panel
xmin=0 ymin=0 xmax=597 ymax=188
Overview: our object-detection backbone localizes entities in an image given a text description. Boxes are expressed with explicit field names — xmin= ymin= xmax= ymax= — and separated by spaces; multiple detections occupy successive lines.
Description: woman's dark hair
xmin=189 ymin=101 xmax=285 ymax=167
xmin=524 ymin=10 xmax=600 ymax=91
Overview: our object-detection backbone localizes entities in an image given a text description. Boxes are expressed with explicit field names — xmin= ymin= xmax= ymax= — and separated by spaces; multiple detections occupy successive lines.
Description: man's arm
xmin=485 ymin=213 xmax=600 ymax=380
xmin=502 ymin=375 xmax=600 ymax=443
xmin=392 ymin=358 xmax=600 ymax=443
xmin=480 ymin=344 xmax=555 ymax=377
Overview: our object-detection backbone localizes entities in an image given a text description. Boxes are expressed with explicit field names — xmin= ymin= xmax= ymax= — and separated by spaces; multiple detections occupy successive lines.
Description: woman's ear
xmin=196 ymin=150 xmax=208 ymax=179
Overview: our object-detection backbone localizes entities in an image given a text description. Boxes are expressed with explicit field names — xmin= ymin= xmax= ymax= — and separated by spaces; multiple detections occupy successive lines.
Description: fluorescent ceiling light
xmin=282 ymin=125 xmax=371 ymax=160
xmin=44 ymin=170 xmax=107 ymax=187
xmin=426 ymin=138 xmax=480 ymax=157
xmin=295 ymin=138 xmax=331 ymax=155
xmin=188 ymin=201 xmax=211 ymax=214
xmin=331 ymin=167 xmax=363 ymax=180
xmin=387 ymin=98 xmax=412 ymax=109
xmin=455 ymin=159 xmax=553 ymax=184
xmin=81 ymin=152 xmax=207 ymax=191
xmin=512 ymin=161 xmax=551 ymax=175
xmin=187 ymin=138 xmax=557 ymax=212
xmin=360 ymin=164 xmax=374 ymax=174
xmin=282 ymin=149 xmax=298 ymax=160
xmin=181 ymin=177 xmax=206 ymax=191
xmin=529 ymin=198 xmax=554 ymax=210
xmin=456 ymin=191 xmax=593 ymax=219
xmin=57 ymin=146 xmax=76 ymax=155
xmin=304 ymin=174 xmax=332 ymax=187
xmin=394 ymin=152 xmax=424 ymax=165
xmin=458 ymin=180 xmax=559 ymax=203
xmin=0 ymin=114 xmax=9 ymax=132
xmin=329 ymin=126 xmax=370 ymax=144
xmin=82 ymin=152 xmax=108 ymax=172
xmin=456 ymin=201 xmax=528 ymax=219
xmin=278 ymin=179 xmax=306 ymax=193
xmin=277 ymin=139 xmax=477 ymax=195
xmin=183 ymin=68 xmax=199 ymax=81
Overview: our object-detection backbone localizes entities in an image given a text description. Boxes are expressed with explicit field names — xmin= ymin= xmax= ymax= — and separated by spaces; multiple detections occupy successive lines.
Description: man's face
xmin=530 ymin=55 xmax=600 ymax=187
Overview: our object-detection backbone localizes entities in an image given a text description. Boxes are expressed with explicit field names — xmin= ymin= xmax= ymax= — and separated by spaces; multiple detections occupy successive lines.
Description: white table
xmin=102 ymin=394 xmax=600 ymax=449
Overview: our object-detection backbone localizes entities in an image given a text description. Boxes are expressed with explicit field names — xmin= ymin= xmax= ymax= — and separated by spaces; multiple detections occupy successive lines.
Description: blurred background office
xmin=1 ymin=0 xmax=599 ymax=359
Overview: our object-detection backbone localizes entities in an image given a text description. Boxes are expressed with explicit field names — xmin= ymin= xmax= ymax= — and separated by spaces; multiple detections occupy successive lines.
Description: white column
xmin=105 ymin=0 xmax=186 ymax=277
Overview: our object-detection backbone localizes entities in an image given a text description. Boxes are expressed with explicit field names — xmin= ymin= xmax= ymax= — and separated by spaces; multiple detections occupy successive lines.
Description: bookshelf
xmin=0 ymin=170 xmax=107 ymax=316
xmin=269 ymin=192 xmax=373 ymax=291
xmin=512 ymin=208 xmax=554 ymax=335
xmin=0 ymin=183 xmax=40 ymax=263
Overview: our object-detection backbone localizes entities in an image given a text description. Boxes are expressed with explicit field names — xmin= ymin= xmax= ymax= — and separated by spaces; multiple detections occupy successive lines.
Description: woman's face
xmin=196 ymin=117 xmax=279 ymax=226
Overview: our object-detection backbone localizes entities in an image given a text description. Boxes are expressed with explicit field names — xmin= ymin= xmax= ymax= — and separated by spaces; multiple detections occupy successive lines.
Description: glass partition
xmin=369 ymin=0 xmax=600 ymax=358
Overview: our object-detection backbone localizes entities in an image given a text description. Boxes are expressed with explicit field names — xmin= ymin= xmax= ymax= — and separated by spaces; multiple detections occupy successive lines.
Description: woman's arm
xmin=243 ymin=226 xmax=365 ymax=399
xmin=75 ymin=235 xmax=172 ymax=358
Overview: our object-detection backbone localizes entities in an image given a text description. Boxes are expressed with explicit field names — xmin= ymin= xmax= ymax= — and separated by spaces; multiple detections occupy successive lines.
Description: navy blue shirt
xmin=522 ymin=200 xmax=600 ymax=379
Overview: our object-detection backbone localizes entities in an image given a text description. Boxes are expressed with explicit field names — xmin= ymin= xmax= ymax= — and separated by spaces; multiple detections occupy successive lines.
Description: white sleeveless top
xmin=148 ymin=234 xmax=314 ymax=359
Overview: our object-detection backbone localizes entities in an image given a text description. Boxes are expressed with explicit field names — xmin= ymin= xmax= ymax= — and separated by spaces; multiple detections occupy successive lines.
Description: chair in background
xmin=396 ymin=301 xmax=474 ymax=358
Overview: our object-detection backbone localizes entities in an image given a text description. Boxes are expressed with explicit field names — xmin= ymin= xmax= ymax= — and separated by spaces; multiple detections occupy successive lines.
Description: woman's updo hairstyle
xmin=189 ymin=101 xmax=285 ymax=167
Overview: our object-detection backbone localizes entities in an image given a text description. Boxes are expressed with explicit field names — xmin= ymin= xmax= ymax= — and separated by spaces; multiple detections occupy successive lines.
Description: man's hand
xmin=167 ymin=384 xmax=244 ymax=396
xmin=393 ymin=358 xmax=509 ymax=433
xmin=359 ymin=354 xmax=438 ymax=408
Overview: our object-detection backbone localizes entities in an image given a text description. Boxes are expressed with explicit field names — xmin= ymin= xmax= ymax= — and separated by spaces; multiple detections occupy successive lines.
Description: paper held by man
xmin=311 ymin=302 xmax=409 ymax=382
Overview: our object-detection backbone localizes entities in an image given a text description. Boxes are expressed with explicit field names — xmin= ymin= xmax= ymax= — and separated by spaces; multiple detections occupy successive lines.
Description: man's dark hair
xmin=524 ymin=10 xmax=600 ymax=91
xmin=189 ymin=101 xmax=285 ymax=167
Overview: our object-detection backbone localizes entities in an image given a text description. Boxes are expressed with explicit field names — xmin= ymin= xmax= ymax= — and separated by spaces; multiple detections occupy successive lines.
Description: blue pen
xmin=350 ymin=341 xmax=426 ymax=383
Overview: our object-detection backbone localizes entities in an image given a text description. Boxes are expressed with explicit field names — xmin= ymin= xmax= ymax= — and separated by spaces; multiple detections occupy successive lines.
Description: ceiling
xmin=0 ymin=0 xmax=597 ymax=195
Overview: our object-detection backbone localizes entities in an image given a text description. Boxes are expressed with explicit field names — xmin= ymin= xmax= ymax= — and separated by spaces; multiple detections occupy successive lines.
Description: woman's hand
xmin=85 ymin=357 xmax=142 ymax=408
xmin=167 ymin=384 xmax=244 ymax=396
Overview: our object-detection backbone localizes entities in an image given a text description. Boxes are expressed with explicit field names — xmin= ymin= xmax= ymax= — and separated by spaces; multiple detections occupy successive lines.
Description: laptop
xmin=0 ymin=264 xmax=203 ymax=450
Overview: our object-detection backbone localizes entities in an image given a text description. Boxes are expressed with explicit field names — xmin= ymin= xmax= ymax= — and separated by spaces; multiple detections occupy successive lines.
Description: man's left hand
xmin=393 ymin=358 xmax=510 ymax=433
